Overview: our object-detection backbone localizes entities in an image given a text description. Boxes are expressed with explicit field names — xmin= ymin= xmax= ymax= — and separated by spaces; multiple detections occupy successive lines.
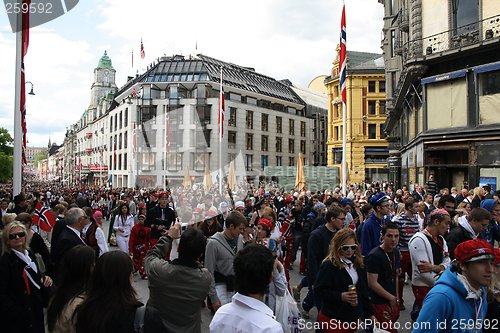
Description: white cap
xmin=234 ymin=201 xmax=245 ymax=209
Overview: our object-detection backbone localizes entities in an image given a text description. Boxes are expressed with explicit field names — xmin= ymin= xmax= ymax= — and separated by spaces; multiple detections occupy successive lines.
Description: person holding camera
xmin=143 ymin=224 xmax=214 ymax=333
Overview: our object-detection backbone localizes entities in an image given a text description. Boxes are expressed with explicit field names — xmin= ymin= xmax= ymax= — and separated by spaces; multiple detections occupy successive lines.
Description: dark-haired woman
xmin=47 ymin=245 xmax=95 ymax=333
xmin=315 ymin=228 xmax=375 ymax=333
xmin=113 ymin=203 xmax=134 ymax=253
xmin=75 ymin=251 xmax=143 ymax=333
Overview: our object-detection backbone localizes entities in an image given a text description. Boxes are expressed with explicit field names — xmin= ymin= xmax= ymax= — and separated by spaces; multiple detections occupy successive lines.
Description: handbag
xmin=275 ymin=289 xmax=302 ymax=333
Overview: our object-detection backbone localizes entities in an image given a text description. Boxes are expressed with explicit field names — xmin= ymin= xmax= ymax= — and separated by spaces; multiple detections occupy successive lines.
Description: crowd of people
xmin=0 ymin=176 xmax=499 ymax=333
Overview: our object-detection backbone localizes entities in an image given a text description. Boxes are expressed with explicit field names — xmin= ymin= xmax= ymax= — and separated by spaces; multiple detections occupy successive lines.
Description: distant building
xmin=64 ymin=53 xmax=323 ymax=188
xmin=326 ymin=49 xmax=388 ymax=185
xmin=378 ymin=0 xmax=500 ymax=189
xmin=25 ymin=146 xmax=46 ymax=165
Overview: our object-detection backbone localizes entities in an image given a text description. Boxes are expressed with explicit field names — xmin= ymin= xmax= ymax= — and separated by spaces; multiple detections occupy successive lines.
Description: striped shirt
xmin=393 ymin=212 xmax=419 ymax=251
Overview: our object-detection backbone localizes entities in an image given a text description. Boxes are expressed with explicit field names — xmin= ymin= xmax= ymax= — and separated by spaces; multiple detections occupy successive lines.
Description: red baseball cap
xmin=285 ymin=196 xmax=294 ymax=204
xmin=454 ymin=239 xmax=495 ymax=264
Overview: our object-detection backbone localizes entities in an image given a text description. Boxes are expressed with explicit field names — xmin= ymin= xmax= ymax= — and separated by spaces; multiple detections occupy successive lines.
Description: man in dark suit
xmin=51 ymin=207 xmax=88 ymax=274
xmin=0 ymin=198 xmax=9 ymax=230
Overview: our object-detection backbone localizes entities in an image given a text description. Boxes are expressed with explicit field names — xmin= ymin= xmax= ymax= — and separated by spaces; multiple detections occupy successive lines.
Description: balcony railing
xmin=403 ymin=14 xmax=500 ymax=63
xmin=398 ymin=9 xmax=409 ymax=31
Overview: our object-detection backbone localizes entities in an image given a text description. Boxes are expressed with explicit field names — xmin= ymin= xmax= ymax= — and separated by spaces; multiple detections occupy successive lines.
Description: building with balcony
xmin=326 ymin=49 xmax=388 ymax=185
xmin=65 ymin=53 xmax=316 ymax=188
xmin=378 ymin=0 xmax=500 ymax=190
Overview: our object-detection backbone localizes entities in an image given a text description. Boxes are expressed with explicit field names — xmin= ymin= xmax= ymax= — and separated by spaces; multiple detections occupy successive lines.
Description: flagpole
xmin=340 ymin=1 xmax=347 ymax=197
xmin=13 ymin=9 xmax=23 ymax=196
xmin=218 ymin=68 xmax=223 ymax=195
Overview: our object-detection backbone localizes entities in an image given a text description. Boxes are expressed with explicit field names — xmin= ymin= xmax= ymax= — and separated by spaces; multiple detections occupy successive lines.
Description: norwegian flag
xmin=218 ymin=68 xmax=225 ymax=139
xmin=32 ymin=201 xmax=56 ymax=232
xmin=140 ymin=39 xmax=145 ymax=59
xmin=20 ymin=0 xmax=31 ymax=165
xmin=339 ymin=2 xmax=347 ymax=104
xmin=131 ymin=86 xmax=137 ymax=98
xmin=132 ymin=121 xmax=137 ymax=158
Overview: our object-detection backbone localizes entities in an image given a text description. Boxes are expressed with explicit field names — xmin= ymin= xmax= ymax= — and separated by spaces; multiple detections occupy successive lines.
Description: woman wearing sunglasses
xmin=314 ymin=228 xmax=375 ymax=333
xmin=0 ymin=221 xmax=53 ymax=333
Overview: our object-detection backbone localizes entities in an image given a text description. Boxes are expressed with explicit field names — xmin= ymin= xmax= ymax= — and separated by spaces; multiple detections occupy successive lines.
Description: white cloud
xmin=0 ymin=0 xmax=384 ymax=147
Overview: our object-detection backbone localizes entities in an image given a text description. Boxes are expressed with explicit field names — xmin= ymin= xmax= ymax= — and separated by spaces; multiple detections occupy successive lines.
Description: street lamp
xmin=26 ymin=81 xmax=35 ymax=95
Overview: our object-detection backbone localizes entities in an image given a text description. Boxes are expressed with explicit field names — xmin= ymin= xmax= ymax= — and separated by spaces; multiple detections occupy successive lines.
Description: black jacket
xmin=315 ymin=260 xmax=374 ymax=322
xmin=307 ymin=224 xmax=336 ymax=285
xmin=145 ymin=206 xmax=176 ymax=239
xmin=51 ymin=226 xmax=86 ymax=270
xmin=446 ymin=224 xmax=475 ymax=260
xmin=0 ymin=250 xmax=46 ymax=333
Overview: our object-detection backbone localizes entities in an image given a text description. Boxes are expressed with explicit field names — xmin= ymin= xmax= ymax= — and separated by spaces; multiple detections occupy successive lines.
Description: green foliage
xmin=0 ymin=128 xmax=13 ymax=155
xmin=0 ymin=152 xmax=13 ymax=183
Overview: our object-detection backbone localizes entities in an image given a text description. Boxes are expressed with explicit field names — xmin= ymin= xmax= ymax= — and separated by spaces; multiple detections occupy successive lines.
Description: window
xmin=391 ymin=72 xmax=397 ymax=97
xmin=478 ymin=69 xmax=500 ymax=124
xmin=228 ymin=131 xmax=236 ymax=148
xmin=289 ymin=119 xmax=295 ymax=135
xmin=368 ymin=101 xmax=377 ymax=115
xmin=118 ymin=154 xmax=122 ymax=170
xmin=196 ymin=106 xmax=211 ymax=125
xmin=276 ymin=116 xmax=282 ymax=133
xmin=119 ymin=133 xmax=122 ymax=149
xmin=380 ymin=126 xmax=386 ymax=139
xmin=368 ymin=124 xmax=377 ymax=139
xmin=114 ymin=114 xmax=118 ymax=131
xmin=276 ymin=137 xmax=282 ymax=152
xmin=276 ymin=156 xmax=282 ymax=166
xmin=334 ymin=127 xmax=338 ymax=141
xmin=141 ymin=106 xmax=156 ymax=123
xmin=123 ymin=153 xmax=127 ymax=170
xmin=426 ymin=79 xmax=467 ymax=129
xmin=246 ymin=133 xmax=253 ymax=150
xmin=124 ymin=108 xmax=128 ymax=126
xmin=110 ymin=117 xmax=113 ymax=132
xmin=245 ymin=154 xmax=253 ymax=171
xmin=300 ymin=121 xmax=306 ymax=137
xmin=452 ymin=0 xmax=479 ymax=35
xmin=246 ymin=110 xmax=253 ymax=129
xmin=261 ymin=135 xmax=268 ymax=151
xmin=379 ymin=101 xmax=386 ymax=115
xmin=289 ymin=157 xmax=294 ymax=166
xmin=124 ymin=131 xmax=127 ymax=149
xmin=368 ymin=81 xmax=376 ymax=93
xmin=229 ymin=107 xmax=237 ymax=126
xmin=262 ymin=113 xmax=269 ymax=131
xmin=261 ymin=155 xmax=268 ymax=170
xmin=390 ymin=30 xmax=395 ymax=58
xmin=288 ymin=139 xmax=295 ymax=154
xmin=379 ymin=81 xmax=386 ymax=93
xmin=119 ymin=111 xmax=123 ymax=129
xmin=300 ymin=140 xmax=306 ymax=154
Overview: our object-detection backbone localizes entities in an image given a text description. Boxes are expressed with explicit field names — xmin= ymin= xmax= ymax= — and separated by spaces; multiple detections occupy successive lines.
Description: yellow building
xmin=326 ymin=50 xmax=388 ymax=185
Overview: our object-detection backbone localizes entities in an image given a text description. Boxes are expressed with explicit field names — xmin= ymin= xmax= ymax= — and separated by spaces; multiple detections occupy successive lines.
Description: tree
xmin=0 ymin=152 xmax=13 ymax=183
xmin=0 ymin=127 xmax=13 ymax=155
xmin=35 ymin=150 xmax=47 ymax=167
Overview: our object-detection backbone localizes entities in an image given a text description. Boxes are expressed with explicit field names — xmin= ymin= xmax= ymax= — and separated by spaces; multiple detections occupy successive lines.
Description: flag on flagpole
xmin=131 ymin=86 xmax=137 ymax=98
xmin=131 ymin=49 xmax=134 ymax=68
xmin=33 ymin=201 xmax=56 ymax=232
xmin=20 ymin=0 xmax=31 ymax=165
xmin=339 ymin=2 xmax=347 ymax=104
xmin=140 ymin=38 xmax=145 ymax=59
xmin=132 ymin=121 xmax=137 ymax=158
xmin=165 ymin=112 xmax=171 ymax=154
xmin=218 ymin=68 xmax=225 ymax=139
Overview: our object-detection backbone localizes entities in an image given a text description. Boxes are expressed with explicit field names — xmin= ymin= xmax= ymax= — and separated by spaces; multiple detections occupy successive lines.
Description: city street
xmin=101 ymin=219 xmax=414 ymax=333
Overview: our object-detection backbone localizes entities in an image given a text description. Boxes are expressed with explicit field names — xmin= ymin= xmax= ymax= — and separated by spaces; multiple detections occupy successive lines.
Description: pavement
xmin=102 ymin=219 xmax=415 ymax=332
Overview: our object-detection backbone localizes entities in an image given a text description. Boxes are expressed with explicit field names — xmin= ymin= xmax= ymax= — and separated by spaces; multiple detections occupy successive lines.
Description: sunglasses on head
xmin=9 ymin=232 xmax=26 ymax=240
xmin=341 ymin=244 xmax=357 ymax=252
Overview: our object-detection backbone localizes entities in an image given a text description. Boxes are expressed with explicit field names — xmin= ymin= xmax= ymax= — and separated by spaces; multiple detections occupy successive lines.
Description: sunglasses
xmin=9 ymin=232 xmax=26 ymax=240
xmin=340 ymin=244 xmax=358 ymax=252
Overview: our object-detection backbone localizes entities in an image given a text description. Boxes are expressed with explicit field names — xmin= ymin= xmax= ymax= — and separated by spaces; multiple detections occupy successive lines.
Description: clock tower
xmin=89 ymin=51 xmax=117 ymax=119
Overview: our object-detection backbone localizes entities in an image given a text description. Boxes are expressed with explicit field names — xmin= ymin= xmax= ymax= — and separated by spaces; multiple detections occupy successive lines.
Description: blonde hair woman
xmin=314 ymin=228 xmax=375 ymax=333
xmin=0 ymin=221 xmax=53 ymax=333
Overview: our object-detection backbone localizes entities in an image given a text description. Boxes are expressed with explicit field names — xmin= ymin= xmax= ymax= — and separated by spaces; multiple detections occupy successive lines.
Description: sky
xmin=0 ymin=0 xmax=384 ymax=147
